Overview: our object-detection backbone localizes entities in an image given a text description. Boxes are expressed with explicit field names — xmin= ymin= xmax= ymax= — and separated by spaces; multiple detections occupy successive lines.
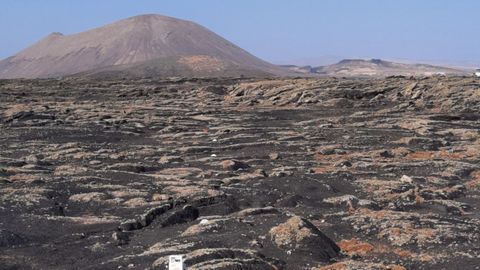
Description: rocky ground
xmin=0 ymin=76 xmax=479 ymax=270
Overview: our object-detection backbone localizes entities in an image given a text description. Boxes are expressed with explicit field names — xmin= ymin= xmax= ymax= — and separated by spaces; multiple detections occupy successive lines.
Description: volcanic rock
xmin=269 ymin=216 xmax=340 ymax=261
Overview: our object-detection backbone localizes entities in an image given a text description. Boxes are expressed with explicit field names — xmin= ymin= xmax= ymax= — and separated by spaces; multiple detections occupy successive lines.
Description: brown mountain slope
xmin=75 ymin=55 xmax=275 ymax=79
xmin=0 ymin=14 xmax=285 ymax=79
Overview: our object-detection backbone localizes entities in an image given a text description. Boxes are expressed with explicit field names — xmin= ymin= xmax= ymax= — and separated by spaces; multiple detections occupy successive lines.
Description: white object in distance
xmin=169 ymin=255 xmax=185 ymax=270
xmin=475 ymin=69 xmax=480 ymax=77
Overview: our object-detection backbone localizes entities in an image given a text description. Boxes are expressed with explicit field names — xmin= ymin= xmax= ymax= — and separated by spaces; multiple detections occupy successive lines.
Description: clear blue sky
xmin=1 ymin=0 xmax=479 ymax=67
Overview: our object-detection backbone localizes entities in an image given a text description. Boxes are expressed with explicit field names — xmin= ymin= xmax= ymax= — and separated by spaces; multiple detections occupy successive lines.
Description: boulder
xmin=221 ymin=160 xmax=249 ymax=171
xmin=269 ymin=216 xmax=340 ymax=261
xmin=160 ymin=205 xmax=199 ymax=227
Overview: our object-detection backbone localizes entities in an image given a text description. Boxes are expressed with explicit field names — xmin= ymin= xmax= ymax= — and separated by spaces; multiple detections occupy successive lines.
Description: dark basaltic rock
xmin=0 ymin=230 xmax=25 ymax=247
xmin=221 ymin=160 xmax=250 ymax=171
xmin=112 ymin=231 xmax=132 ymax=246
xmin=119 ymin=204 xmax=173 ymax=231
xmin=140 ymin=204 xmax=172 ymax=227
xmin=160 ymin=205 xmax=200 ymax=227
xmin=0 ymin=177 xmax=12 ymax=184
xmin=105 ymin=163 xmax=147 ymax=173
xmin=379 ymin=150 xmax=395 ymax=158
xmin=119 ymin=219 xmax=143 ymax=232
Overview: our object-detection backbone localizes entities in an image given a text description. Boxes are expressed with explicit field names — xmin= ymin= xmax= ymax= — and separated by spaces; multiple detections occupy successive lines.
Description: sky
xmin=1 ymin=0 xmax=479 ymax=67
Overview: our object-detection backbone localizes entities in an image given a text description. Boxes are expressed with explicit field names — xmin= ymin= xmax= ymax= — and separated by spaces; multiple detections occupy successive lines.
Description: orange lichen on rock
xmin=313 ymin=261 xmax=407 ymax=270
xmin=437 ymin=150 xmax=466 ymax=159
xmin=466 ymin=170 xmax=480 ymax=189
xmin=406 ymin=151 xmax=435 ymax=160
xmin=392 ymin=247 xmax=433 ymax=262
xmin=406 ymin=150 xmax=466 ymax=161
xmin=314 ymin=262 xmax=348 ymax=270
xmin=338 ymin=239 xmax=374 ymax=256
xmin=336 ymin=238 xmax=436 ymax=264
xmin=351 ymin=209 xmax=437 ymax=247
xmin=269 ymin=216 xmax=315 ymax=248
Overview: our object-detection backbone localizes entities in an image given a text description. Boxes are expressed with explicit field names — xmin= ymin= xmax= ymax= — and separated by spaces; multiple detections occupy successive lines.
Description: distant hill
xmin=282 ymin=59 xmax=467 ymax=77
xmin=0 ymin=14 xmax=285 ymax=79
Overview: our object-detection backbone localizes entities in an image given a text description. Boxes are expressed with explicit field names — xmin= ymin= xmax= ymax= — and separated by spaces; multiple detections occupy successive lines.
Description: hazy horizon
xmin=1 ymin=0 xmax=479 ymax=68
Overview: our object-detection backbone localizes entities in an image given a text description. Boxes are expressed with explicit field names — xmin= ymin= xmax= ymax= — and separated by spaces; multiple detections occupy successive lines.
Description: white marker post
xmin=168 ymin=255 xmax=185 ymax=270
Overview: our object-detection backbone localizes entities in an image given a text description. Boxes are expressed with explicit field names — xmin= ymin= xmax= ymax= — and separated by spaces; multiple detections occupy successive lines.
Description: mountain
xmin=0 ymin=14 xmax=285 ymax=79
xmin=283 ymin=59 xmax=466 ymax=77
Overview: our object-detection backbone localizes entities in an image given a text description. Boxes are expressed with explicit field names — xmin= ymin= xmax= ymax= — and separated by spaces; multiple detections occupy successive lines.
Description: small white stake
xmin=169 ymin=255 xmax=185 ymax=270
